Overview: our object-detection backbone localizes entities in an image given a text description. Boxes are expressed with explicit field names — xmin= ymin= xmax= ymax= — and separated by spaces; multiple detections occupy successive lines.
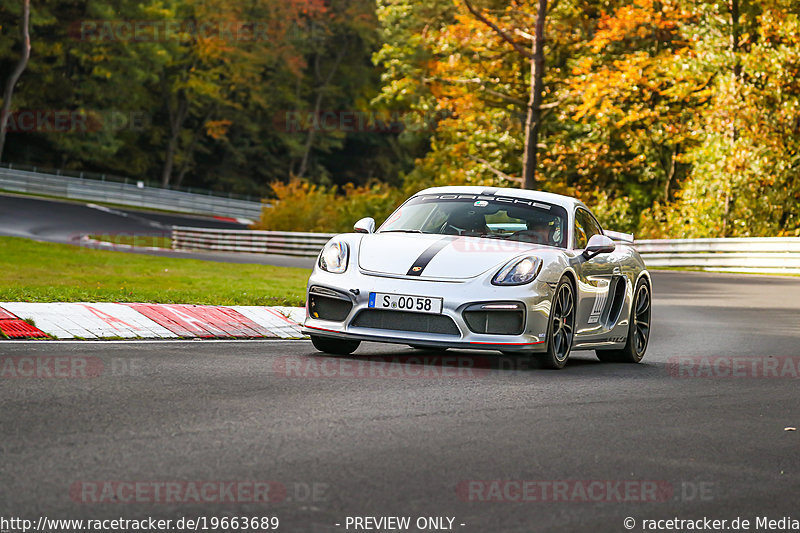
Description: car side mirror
xmin=354 ymin=217 xmax=375 ymax=234
xmin=583 ymin=234 xmax=616 ymax=260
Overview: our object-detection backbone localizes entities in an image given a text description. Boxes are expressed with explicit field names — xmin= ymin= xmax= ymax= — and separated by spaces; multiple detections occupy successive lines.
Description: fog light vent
xmin=309 ymin=286 xmax=353 ymax=322
xmin=463 ymin=302 xmax=525 ymax=335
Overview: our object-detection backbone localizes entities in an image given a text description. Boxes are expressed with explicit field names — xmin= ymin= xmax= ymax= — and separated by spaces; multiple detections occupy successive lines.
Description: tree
xmin=155 ymin=0 xmax=328 ymax=187
xmin=0 ymin=0 xmax=31 ymax=162
xmin=559 ymin=0 xmax=706 ymax=232
xmin=462 ymin=0 xmax=552 ymax=189
xmin=648 ymin=0 xmax=800 ymax=238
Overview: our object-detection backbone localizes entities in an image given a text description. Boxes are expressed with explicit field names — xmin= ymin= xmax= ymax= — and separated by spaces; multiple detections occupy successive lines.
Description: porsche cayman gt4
xmin=303 ymin=186 xmax=651 ymax=369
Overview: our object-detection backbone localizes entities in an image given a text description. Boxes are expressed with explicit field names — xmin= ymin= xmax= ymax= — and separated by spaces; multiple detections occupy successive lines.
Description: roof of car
xmin=415 ymin=186 xmax=588 ymax=212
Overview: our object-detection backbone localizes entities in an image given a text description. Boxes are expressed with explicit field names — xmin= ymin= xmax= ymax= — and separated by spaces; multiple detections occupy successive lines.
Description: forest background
xmin=1 ymin=0 xmax=798 ymax=237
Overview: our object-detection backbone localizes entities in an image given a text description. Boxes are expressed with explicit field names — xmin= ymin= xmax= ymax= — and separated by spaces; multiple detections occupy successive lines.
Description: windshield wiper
xmin=380 ymin=229 xmax=424 ymax=234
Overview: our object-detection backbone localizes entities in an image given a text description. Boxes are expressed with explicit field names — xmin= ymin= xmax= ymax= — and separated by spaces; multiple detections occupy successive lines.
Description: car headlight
xmin=319 ymin=239 xmax=349 ymax=274
xmin=492 ymin=256 xmax=542 ymax=286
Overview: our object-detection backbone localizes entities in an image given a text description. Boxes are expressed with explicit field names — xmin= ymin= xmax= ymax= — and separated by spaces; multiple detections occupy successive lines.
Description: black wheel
xmin=311 ymin=335 xmax=360 ymax=355
xmin=596 ymin=278 xmax=651 ymax=363
xmin=540 ymin=276 xmax=575 ymax=370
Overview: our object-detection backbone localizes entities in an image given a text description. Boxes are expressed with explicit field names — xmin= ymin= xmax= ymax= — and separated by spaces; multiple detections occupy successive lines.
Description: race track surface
xmin=1 ymin=271 xmax=798 ymax=532
xmin=0 ymin=193 xmax=315 ymax=268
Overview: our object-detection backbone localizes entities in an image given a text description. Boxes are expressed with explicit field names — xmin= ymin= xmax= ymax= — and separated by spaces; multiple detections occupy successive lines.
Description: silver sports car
xmin=302 ymin=186 xmax=651 ymax=369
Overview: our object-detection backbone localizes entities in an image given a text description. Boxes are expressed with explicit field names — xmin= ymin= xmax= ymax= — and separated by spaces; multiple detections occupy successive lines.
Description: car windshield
xmin=379 ymin=193 xmax=569 ymax=248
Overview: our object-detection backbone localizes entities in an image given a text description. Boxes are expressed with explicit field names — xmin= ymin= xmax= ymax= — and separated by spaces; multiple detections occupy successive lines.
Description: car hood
xmin=357 ymin=233 xmax=548 ymax=279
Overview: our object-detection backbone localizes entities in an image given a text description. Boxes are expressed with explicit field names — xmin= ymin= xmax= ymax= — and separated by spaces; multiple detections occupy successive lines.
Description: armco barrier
xmin=172 ymin=228 xmax=800 ymax=274
xmin=172 ymin=227 xmax=334 ymax=257
xmin=0 ymin=166 xmax=263 ymax=220
xmin=635 ymin=237 xmax=800 ymax=274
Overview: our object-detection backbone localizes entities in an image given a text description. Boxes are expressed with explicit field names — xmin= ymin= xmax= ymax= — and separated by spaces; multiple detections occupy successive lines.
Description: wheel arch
xmin=635 ymin=270 xmax=652 ymax=294
xmin=560 ymin=267 xmax=578 ymax=294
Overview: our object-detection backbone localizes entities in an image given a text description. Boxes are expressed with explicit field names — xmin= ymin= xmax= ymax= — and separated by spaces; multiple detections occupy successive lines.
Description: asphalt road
xmin=0 ymin=193 xmax=315 ymax=268
xmin=1 ymin=271 xmax=799 ymax=533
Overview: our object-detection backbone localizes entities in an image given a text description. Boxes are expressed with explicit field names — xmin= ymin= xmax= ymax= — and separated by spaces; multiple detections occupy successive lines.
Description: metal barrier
xmin=635 ymin=237 xmax=800 ymax=274
xmin=172 ymin=228 xmax=800 ymax=274
xmin=0 ymin=166 xmax=264 ymax=220
xmin=172 ymin=227 xmax=334 ymax=257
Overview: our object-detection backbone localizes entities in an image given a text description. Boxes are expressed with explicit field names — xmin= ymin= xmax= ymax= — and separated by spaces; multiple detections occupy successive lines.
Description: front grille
xmin=463 ymin=311 xmax=525 ymax=335
xmin=352 ymin=310 xmax=460 ymax=336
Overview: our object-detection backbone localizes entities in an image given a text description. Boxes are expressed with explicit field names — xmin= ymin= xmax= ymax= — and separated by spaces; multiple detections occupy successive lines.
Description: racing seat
xmin=444 ymin=210 xmax=489 ymax=235
xmin=549 ymin=223 xmax=563 ymax=246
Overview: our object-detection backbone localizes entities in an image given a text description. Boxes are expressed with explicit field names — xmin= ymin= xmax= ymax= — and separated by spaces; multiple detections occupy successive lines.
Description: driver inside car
xmin=444 ymin=209 xmax=489 ymax=236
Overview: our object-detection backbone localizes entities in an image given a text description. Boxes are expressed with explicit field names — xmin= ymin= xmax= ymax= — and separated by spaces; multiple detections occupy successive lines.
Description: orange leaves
xmin=254 ymin=178 xmax=403 ymax=232
xmin=294 ymin=0 xmax=327 ymax=17
xmin=205 ymin=119 xmax=232 ymax=140
xmin=569 ymin=0 xmax=704 ymax=140
xmin=590 ymin=0 xmax=692 ymax=53
xmin=570 ymin=52 xmax=655 ymax=126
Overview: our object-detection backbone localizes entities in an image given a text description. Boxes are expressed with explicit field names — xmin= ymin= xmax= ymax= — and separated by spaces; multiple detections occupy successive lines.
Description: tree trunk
xmin=664 ymin=144 xmax=678 ymax=202
xmin=724 ymin=0 xmax=741 ymax=236
xmin=730 ymin=0 xmax=741 ymax=143
xmin=297 ymin=88 xmax=324 ymax=179
xmin=0 ymin=0 xmax=32 ymax=163
xmin=161 ymin=92 xmax=188 ymax=188
xmin=522 ymin=0 xmax=547 ymax=190
xmin=175 ymin=106 xmax=214 ymax=187
xmin=297 ymin=44 xmax=348 ymax=180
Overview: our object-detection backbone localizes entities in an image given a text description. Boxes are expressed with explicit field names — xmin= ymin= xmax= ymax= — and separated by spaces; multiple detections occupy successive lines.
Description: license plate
xmin=369 ymin=292 xmax=443 ymax=314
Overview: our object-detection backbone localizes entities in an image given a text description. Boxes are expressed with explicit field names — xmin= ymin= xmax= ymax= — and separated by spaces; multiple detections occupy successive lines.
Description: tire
xmin=539 ymin=276 xmax=576 ymax=370
xmin=596 ymin=277 xmax=651 ymax=363
xmin=311 ymin=335 xmax=360 ymax=355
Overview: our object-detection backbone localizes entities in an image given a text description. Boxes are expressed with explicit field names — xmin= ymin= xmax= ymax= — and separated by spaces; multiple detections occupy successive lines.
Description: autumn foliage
xmin=2 ymin=0 xmax=799 ymax=237
xmin=372 ymin=0 xmax=800 ymax=238
xmin=252 ymin=178 xmax=403 ymax=233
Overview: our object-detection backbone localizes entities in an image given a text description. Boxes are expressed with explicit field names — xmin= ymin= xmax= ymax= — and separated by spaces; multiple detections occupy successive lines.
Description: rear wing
xmin=604 ymin=229 xmax=634 ymax=243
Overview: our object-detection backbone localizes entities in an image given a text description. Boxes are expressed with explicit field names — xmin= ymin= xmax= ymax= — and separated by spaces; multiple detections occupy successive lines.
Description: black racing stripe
xmin=406 ymin=237 xmax=452 ymax=276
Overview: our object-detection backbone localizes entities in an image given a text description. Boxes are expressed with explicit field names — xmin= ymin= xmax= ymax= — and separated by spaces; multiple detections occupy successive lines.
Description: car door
xmin=572 ymin=208 xmax=622 ymax=337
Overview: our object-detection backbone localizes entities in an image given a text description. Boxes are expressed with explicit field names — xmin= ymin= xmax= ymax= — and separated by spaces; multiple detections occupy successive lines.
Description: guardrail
xmin=172 ymin=227 xmax=334 ymax=257
xmin=0 ymin=166 xmax=264 ymax=220
xmin=172 ymin=228 xmax=800 ymax=274
xmin=635 ymin=237 xmax=800 ymax=274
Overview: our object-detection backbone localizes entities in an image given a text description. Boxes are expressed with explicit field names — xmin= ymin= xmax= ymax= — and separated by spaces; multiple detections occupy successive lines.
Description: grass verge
xmin=0 ymin=237 xmax=309 ymax=306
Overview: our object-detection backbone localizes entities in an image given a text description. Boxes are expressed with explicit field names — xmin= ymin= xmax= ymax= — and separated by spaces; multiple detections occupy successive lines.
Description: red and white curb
xmin=0 ymin=303 xmax=306 ymax=340
xmin=213 ymin=215 xmax=255 ymax=225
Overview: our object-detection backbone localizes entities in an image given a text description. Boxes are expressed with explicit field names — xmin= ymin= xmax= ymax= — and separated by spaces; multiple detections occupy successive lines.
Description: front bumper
xmin=302 ymin=268 xmax=554 ymax=353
